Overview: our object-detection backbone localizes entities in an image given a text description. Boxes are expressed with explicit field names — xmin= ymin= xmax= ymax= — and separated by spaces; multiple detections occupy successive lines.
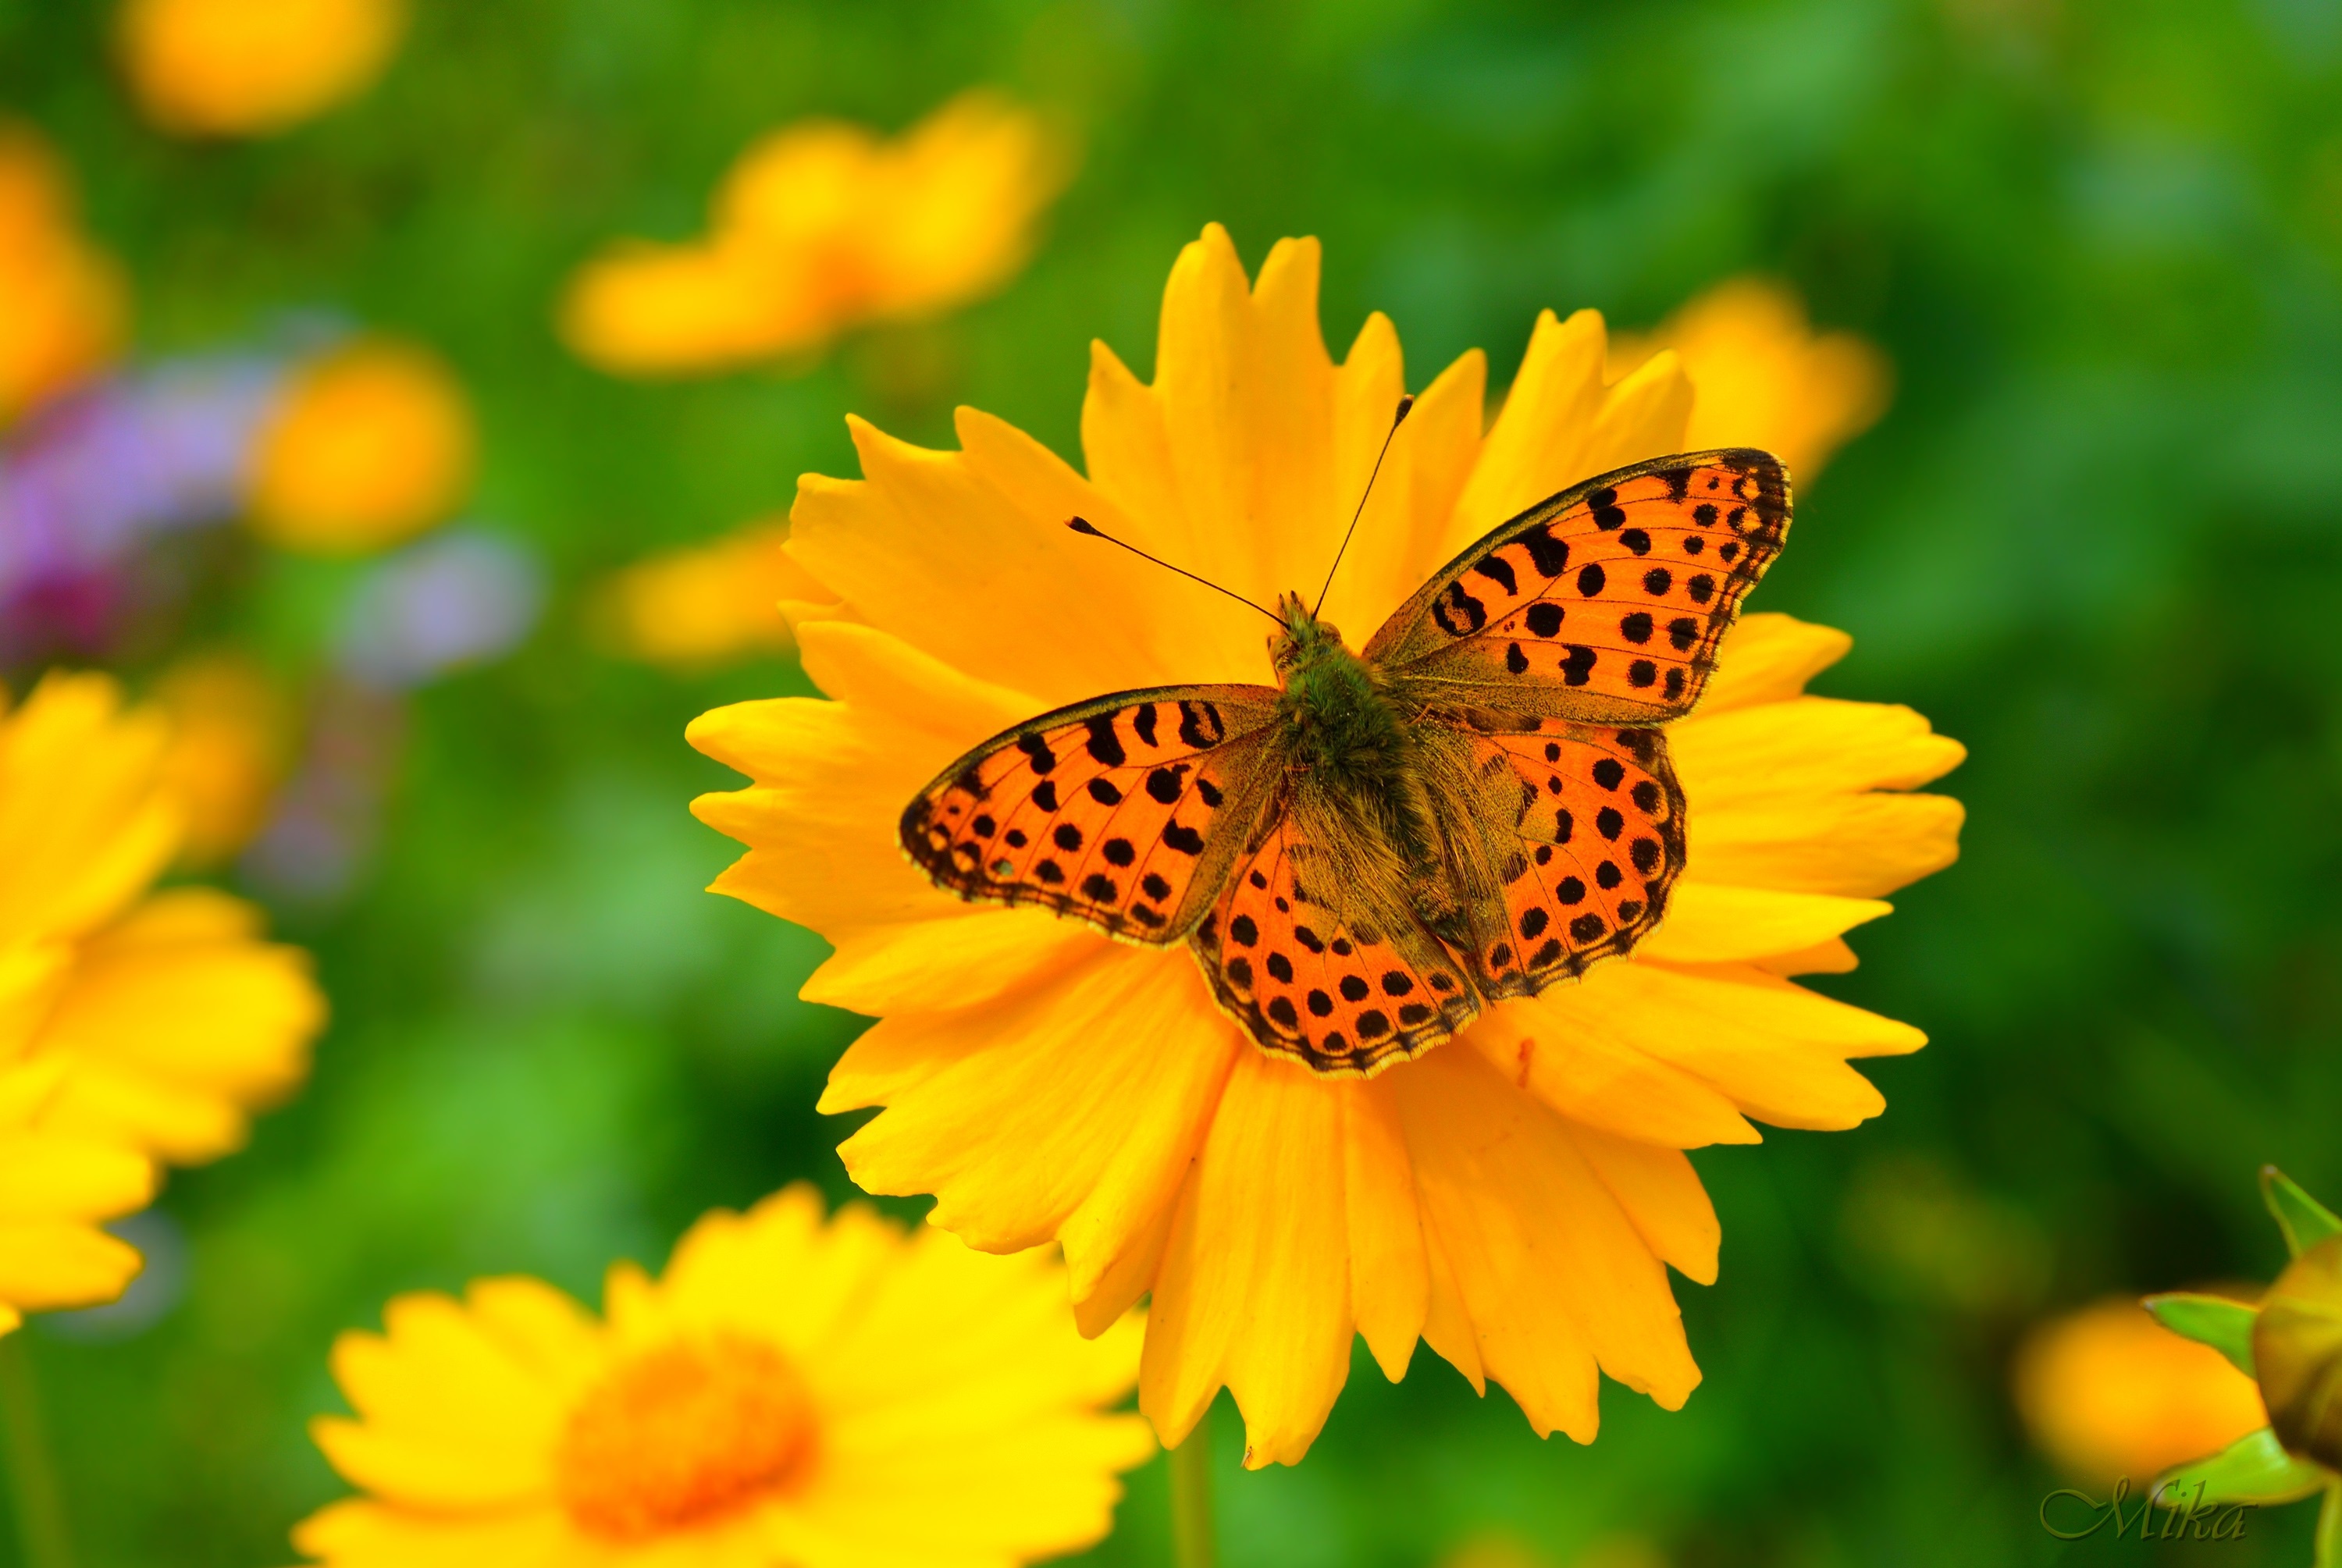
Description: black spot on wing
xmin=1518 ymin=523 xmax=1569 ymax=577
xmin=1084 ymin=715 xmax=1126 ymax=766
xmin=1017 ymin=733 xmax=1056 ymax=773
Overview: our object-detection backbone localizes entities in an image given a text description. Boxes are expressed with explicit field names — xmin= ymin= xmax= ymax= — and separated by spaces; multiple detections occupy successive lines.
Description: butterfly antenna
xmin=1065 ymin=517 xmax=1285 ymax=628
xmin=1312 ymin=394 xmax=1414 ymax=617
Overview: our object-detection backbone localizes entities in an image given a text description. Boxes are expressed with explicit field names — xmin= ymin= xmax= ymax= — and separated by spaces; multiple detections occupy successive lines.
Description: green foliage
xmin=2267 ymin=1167 xmax=2342 ymax=1259
xmin=2144 ymin=1291 xmax=2259 ymax=1377
xmin=2155 ymin=1428 xmax=2327 ymax=1509
xmin=5 ymin=1 xmax=2342 ymax=1566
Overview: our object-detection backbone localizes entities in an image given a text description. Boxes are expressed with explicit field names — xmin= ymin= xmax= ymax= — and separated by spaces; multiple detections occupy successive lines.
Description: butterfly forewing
xmin=1367 ymin=450 xmax=1791 ymax=724
xmin=1192 ymin=811 xmax=1479 ymax=1075
xmin=1450 ymin=720 xmax=1685 ymax=999
xmin=902 ymin=685 xmax=1282 ymax=943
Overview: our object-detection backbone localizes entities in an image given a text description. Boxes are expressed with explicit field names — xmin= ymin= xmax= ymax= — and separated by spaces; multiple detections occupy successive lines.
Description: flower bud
xmin=2253 ymin=1234 xmax=2342 ymax=1470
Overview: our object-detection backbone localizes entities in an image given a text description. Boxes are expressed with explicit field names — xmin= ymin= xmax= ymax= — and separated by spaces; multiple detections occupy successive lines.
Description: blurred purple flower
xmin=0 ymin=354 xmax=283 ymax=662
xmin=336 ymin=530 xmax=543 ymax=689
xmin=0 ymin=354 xmax=283 ymax=589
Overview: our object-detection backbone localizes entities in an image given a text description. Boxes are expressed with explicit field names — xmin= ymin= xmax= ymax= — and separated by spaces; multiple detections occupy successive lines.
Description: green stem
xmin=0 ymin=1335 xmax=70 ymax=1568
xmin=2316 ymin=1481 xmax=2341 ymax=1568
xmin=1169 ymin=1426 xmax=1216 ymax=1568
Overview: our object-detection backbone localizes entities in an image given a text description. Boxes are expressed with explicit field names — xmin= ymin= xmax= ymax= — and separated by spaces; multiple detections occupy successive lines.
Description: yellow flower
xmin=247 ymin=337 xmax=476 ymax=555
xmin=561 ymin=91 xmax=1070 ymax=376
xmin=2014 ymin=1296 xmax=2270 ymax=1485
xmin=687 ymin=226 xmax=1965 ymax=1464
xmin=294 ymin=1184 xmax=1152 ymax=1567
xmin=596 ymin=518 xmax=832 ymax=670
xmin=1 ymin=672 xmax=323 ymax=1164
xmin=1609 ymin=278 xmax=1891 ymax=482
xmin=155 ymin=651 xmax=293 ymax=868
xmin=0 ymin=964 xmax=155 ymax=1335
xmin=0 ymin=125 xmax=128 ymax=424
xmin=116 ymin=0 xmax=406 ymax=139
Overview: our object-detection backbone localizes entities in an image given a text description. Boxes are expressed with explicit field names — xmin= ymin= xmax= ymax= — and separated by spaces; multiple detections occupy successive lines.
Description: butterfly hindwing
xmin=1366 ymin=449 xmax=1791 ymax=724
xmin=902 ymin=684 xmax=1282 ymax=944
xmin=1448 ymin=719 xmax=1685 ymax=999
xmin=1191 ymin=809 xmax=1479 ymax=1075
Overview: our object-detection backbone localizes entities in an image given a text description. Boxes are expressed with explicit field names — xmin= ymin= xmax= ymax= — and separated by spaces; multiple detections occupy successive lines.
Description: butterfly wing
xmin=1190 ymin=804 xmax=1479 ymax=1076
xmin=902 ymin=685 xmax=1284 ymax=943
xmin=1433 ymin=717 xmax=1685 ymax=999
xmin=1365 ymin=449 xmax=1791 ymax=724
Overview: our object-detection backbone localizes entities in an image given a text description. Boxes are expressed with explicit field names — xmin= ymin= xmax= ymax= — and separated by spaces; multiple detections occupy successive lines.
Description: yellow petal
xmin=788 ymin=418 xmax=1183 ymax=708
xmin=1673 ymin=696 xmax=1968 ymax=799
xmin=1080 ymin=339 xmax=1191 ymax=561
xmin=689 ymin=704 xmax=965 ymax=937
xmin=1070 ymin=1181 xmax=1176 ymax=1339
xmin=1344 ymin=1075 xmax=1428 ymax=1382
xmin=0 ymin=673 xmax=179 ymax=947
xmin=34 ymin=887 xmax=322 ymax=1163
xmin=812 ymin=1226 xmax=1139 ymax=1423
xmin=1140 ymin=1047 xmax=1354 ymax=1467
xmin=830 ymin=946 xmax=1237 ymax=1303
xmin=116 ymin=0 xmax=405 ymax=140
xmin=647 ymin=1186 xmax=900 ymax=1354
xmin=1638 ymin=881 xmax=1892 ymax=966
xmin=464 ymin=1275 xmax=607 ymax=1398
xmin=1448 ymin=309 xmax=1610 ymax=548
xmin=1568 ymin=1126 xmax=1721 ymax=1285
xmin=802 ymin=909 xmax=1102 ymax=1017
xmin=1696 ymin=611 xmax=1853 ymax=713
xmin=1575 ymin=347 xmax=1697 ymax=489
xmin=773 ymin=1413 xmax=1151 ymax=1568
xmin=1634 ymin=277 xmax=1893 ymax=482
xmin=0 ymin=1131 xmax=153 ymax=1221
xmin=1683 ymin=791 xmax=1967 ymax=901
xmin=320 ymin=1289 xmax=570 ymax=1506
xmin=1557 ymin=961 xmax=1923 ymax=1129
xmin=1149 ymin=226 xmax=1277 ymax=597
xmin=1390 ymin=1044 xmax=1700 ymax=1438
xmin=862 ymin=92 xmax=1070 ymax=320
xmin=247 ymin=338 xmax=475 ymax=555
xmin=290 ymin=1499 xmax=577 ymax=1568
xmin=0 ymin=1219 xmax=143 ymax=1309
xmin=1468 ymin=994 xmax=1760 ymax=1150
xmin=559 ymin=239 xmax=830 ymax=374
xmin=1326 ymin=332 xmax=1489 ymax=638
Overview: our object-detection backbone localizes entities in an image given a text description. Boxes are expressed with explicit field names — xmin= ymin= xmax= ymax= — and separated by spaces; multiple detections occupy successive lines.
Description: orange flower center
xmin=554 ymin=1333 xmax=815 ymax=1540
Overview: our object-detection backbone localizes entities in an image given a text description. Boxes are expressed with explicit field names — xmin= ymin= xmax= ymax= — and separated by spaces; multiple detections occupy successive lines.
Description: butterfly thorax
xmin=1268 ymin=593 xmax=1439 ymax=869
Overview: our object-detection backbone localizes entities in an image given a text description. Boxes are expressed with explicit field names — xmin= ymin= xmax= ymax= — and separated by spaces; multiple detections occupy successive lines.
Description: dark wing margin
xmin=900 ymin=683 xmax=1283 ymax=944
xmin=1365 ymin=449 xmax=1791 ymax=725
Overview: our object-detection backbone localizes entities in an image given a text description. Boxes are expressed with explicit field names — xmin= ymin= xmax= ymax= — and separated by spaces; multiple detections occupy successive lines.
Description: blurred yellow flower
xmin=295 ymin=1184 xmax=1152 ymax=1567
xmin=247 ymin=338 xmax=476 ymax=555
xmin=116 ymin=0 xmax=405 ymax=139
xmin=562 ymin=91 xmax=1070 ymax=376
xmin=597 ymin=519 xmax=833 ymax=670
xmin=0 ymin=125 xmax=128 ymax=425
xmin=1 ymin=672 xmax=323 ymax=1165
xmin=689 ymin=226 xmax=1964 ymax=1464
xmin=0 ymin=965 xmax=155 ymax=1335
xmin=1610 ymin=278 xmax=1891 ymax=482
xmin=155 ymin=651 xmax=293 ymax=868
xmin=2014 ymin=1296 xmax=2269 ymax=1484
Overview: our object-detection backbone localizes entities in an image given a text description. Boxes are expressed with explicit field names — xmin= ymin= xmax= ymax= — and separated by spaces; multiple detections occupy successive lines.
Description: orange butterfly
xmin=902 ymin=436 xmax=1792 ymax=1076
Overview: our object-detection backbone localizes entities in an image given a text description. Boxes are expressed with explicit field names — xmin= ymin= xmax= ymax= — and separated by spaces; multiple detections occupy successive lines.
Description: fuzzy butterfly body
xmin=902 ymin=448 xmax=1791 ymax=1077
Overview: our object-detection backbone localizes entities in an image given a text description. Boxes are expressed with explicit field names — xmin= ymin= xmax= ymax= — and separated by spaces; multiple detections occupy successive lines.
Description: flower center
xmin=554 ymin=1333 xmax=815 ymax=1540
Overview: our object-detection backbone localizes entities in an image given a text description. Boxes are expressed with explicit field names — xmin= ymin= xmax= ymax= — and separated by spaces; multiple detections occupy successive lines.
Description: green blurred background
xmin=7 ymin=0 xmax=2342 ymax=1562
